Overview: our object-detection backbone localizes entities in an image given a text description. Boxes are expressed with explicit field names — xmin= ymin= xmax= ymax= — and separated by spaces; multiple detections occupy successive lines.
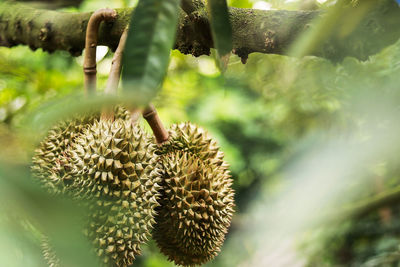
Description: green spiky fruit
xmin=158 ymin=123 xmax=225 ymax=166
xmin=31 ymin=115 xmax=96 ymax=195
xmin=31 ymin=106 xmax=131 ymax=196
xmin=86 ymin=197 xmax=158 ymax=267
xmin=70 ymin=118 xmax=161 ymax=266
xmin=113 ymin=105 xmax=132 ymax=122
xmin=153 ymin=122 xmax=235 ymax=266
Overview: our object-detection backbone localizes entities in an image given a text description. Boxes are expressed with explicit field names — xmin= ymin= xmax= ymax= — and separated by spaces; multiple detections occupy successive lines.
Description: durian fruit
xmin=86 ymin=197 xmax=158 ymax=267
xmin=158 ymin=123 xmax=226 ymax=167
xmin=70 ymin=118 xmax=162 ymax=265
xmin=31 ymin=115 xmax=96 ymax=195
xmin=113 ymin=105 xmax=132 ymax=122
xmin=69 ymin=118 xmax=160 ymax=200
xmin=153 ymin=122 xmax=235 ymax=266
xmin=31 ymin=105 xmax=132 ymax=196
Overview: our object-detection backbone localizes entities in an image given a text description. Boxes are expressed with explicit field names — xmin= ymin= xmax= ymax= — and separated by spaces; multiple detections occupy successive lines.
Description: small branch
xmin=104 ymin=27 xmax=128 ymax=95
xmin=101 ymin=27 xmax=128 ymax=121
xmin=83 ymin=8 xmax=117 ymax=94
xmin=142 ymin=105 xmax=169 ymax=144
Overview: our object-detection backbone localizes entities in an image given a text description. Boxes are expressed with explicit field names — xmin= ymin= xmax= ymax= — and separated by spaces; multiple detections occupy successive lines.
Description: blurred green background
xmin=2 ymin=0 xmax=400 ymax=266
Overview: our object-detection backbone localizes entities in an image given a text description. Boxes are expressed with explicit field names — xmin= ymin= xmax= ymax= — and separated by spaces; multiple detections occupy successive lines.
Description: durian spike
xmin=143 ymin=104 xmax=169 ymax=144
xmin=83 ymin=8 xmax=117 ymax=94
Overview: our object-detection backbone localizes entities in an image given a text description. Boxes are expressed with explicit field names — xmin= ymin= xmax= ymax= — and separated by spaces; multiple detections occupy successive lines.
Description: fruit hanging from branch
xmin=31 ymin=2 xmax=236 ymax=266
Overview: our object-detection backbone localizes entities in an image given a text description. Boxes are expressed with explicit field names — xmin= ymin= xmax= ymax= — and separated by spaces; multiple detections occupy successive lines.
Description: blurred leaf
xmin=122 ymin=0 xmax=180 ymax=105
xmin=207 ymin=0 xmax=232 ymax=71
xmin=21 ymin=92 xmax=138 ymax=137
xmin=0 ymin=162 xmax=98 ymax=266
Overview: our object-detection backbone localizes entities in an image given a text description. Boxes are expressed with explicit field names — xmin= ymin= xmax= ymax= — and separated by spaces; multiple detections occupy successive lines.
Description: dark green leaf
xmin=122 ymin=0 xmax=181 ymax=104
xmin=207 ymin=0 xmax=233 ymax=56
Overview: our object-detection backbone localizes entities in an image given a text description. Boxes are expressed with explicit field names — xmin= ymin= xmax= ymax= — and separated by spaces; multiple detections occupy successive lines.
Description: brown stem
xmin=104 ymin=27 xmax=128 ymax=95
xmin=143 ymin=105 xmax=169 ymax=144
xmin=101 ymin=27 xmax=128 ymax=121
xmin=83 ymin=8 xmax=117 ymax=94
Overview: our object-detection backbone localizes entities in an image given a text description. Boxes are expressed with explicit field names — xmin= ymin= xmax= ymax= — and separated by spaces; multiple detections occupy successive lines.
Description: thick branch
xmin=1 ymin=1 xmax=400 ymax=61
xmin=181 ymin=0 xmax=205 ymax=14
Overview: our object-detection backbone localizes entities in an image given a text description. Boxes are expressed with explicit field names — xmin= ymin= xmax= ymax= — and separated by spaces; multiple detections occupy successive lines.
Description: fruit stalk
xmin=83 ymin=8 xmax=117 ymax=94
xmin=104 ymin=27 xmax=128 ymax=95
xmin=143 ymin=105 xmax=169 ymax=144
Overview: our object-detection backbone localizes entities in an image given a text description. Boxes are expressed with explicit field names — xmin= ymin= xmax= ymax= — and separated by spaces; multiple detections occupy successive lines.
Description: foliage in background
xmin=2 ymin=0 xmax=400 ymax=266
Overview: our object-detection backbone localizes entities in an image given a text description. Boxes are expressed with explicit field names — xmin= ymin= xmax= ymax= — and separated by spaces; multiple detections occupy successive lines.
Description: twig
xmin=83 ymin=8 xmax=117 ymax=94
xmin=101 ymin=27 xmax=128 ymax=121
xmin=142 ymin=105 xmax=169 ymax=144
xmin=104 ymin=27 xmax=128 ymax=95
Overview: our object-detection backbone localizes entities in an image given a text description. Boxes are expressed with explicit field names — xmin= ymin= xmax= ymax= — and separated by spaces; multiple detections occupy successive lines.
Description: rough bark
xmin=10 ymin=0 xmax=84 ymax=9
xmin=0 ymin=1 xmax=400 ymax=61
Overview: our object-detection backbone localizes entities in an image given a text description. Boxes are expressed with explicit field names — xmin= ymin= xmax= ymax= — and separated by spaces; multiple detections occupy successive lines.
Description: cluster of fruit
xmin=32 ymin=105 xmax=235 ymax=267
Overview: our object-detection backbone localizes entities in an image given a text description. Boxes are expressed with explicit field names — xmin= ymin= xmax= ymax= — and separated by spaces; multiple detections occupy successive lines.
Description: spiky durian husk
xmin=70 ymin=118 xmax=161 ymax=266
xmin=31 ymin=115 xmax=97 ymax=195
xmin=70 ymin=118 xmax=160 ymax=199
xmin=153 ymin=122 xmax=234 ymax=266
xmin=86 ymin=197 xmax=158 ymax=267
xmin=157 ymin=123 xmax=225 ymax=167
xmin=153 ymin=151 xmax=234 ymax=266
xmin=113 ymin=105 xmax=132 ymax=122
xmin=31 ymin=106 xmax=131 ymax=196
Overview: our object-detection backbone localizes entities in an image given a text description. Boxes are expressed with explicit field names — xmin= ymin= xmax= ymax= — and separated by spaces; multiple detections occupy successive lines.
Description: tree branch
xmin=0 ymin=1 xmax=400 ymax=61
xmin=181 ymin=0 xmax=205 ymax=15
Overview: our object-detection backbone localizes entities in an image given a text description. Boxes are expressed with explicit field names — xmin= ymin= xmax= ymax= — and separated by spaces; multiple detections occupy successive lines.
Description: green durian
xmin=33 ymin=107 xmax=159 ymax=266
xmin=70 ymin=118 xmax=160 ymax=200
xmin=31 ymin=105 xmax=132 ymax=196
xmin=31 ymin=115 xmax=96 ymax=195
xmin=86 ymin=197 xmax=158 ymax=267
xmin=157 ymin=123 xmax=225 ymax=166
xmin=153 ymin=122 xmax=235 ymax=266
xmin=70 ymin=118 xmax=161 ymax=266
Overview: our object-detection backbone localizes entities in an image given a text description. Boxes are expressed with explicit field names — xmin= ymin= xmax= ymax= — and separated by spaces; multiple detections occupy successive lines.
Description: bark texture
xmin=0 ymin=1 xmax=400 ymax=61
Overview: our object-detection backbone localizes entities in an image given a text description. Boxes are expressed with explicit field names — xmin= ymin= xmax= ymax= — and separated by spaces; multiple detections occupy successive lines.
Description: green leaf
xmin=122 ymin=0 xmax=181 ymax=105
xmin=207 ymin=0 xmax=233 ymax=57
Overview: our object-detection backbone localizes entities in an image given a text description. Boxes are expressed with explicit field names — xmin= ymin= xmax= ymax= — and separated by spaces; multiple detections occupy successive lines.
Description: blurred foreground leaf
xmin=0 ymin=162 xmax=98 ymax=266
xmin=207 ymin=0 xmax=232 ymax=71
xmin=122 ymin=0 xmax=180 ymax=105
